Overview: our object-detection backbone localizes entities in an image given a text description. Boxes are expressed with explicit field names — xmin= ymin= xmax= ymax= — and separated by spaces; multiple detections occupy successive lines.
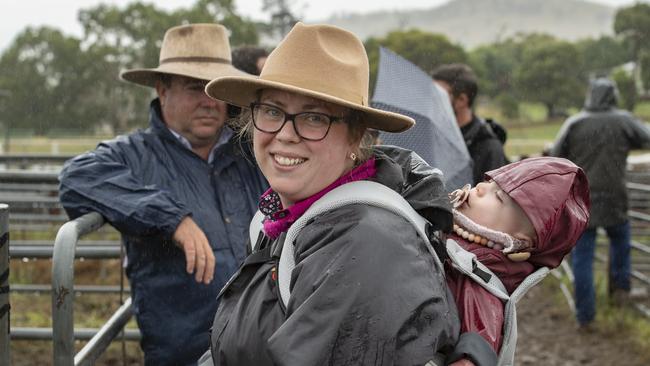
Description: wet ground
xmin=515 ymin=281 xmax=650 ymax=366
xmin=11 ymin=273 xmax=650 ymax=365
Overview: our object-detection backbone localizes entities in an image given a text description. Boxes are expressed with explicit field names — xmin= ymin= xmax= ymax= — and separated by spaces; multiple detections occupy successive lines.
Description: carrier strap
xmin=277 ymin=180 xmax=441 ymax=308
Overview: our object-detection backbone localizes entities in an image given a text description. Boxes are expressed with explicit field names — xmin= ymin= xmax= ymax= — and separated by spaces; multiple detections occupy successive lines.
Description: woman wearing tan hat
xmin=204 ymin=23 xmax=459 ymax=365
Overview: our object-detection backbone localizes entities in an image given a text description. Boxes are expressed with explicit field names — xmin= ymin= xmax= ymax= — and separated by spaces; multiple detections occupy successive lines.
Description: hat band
xmin=160 ymin=56 xmax=231 ymax=65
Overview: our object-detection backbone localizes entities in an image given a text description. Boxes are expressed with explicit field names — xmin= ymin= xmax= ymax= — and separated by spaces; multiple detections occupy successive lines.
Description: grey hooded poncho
xmin=552 ymin=78 xmax=650 ymax=228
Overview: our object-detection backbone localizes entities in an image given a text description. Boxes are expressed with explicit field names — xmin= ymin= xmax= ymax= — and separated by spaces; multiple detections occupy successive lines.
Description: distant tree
xmin=640 ymin=51 xmax=650 ymax=93
xmin=575 ymin=36 xmax=632 ymax=77
xmin=470 ymin=33 xmax=559 ymax=119
xmin=365 ymin=29 xmax=467 ymax=92
xmin=0 ymin=1 xmax=260 ymax=137
xmin=262 ymin=0 xmax=299 ymax=38
xmin=78 ymin=2 xmax=181 ymax=132
xmin=495 ymin=93 xmax=520 ymax=119
xmin=76 ymin=0 xmax=259 ymax=132
xmin=614 ymin=3 xmax=650 ymax=91
xmin=185 ymin=0 xmax=259 ymax=46
xmin=79 ymin=1 xmax=258 ymax=67
xmin=614 ymin=3 xmax=650 ymax=56
xmin=611 ymin=68 xmax=637 ymax=111
xmin=469 ymin=37 xmax=524 ymax=99
xmin=0 ymin=27 xmax=98 ymax=137
xmin=514 ymin=38 xmax=585 ymax=117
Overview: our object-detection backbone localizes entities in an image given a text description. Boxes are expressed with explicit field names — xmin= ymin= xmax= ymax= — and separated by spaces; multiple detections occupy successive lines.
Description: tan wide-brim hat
xmin=205 ymin=22 xmax=415 ymax=132
xmin=120 ymin=23 xmax=249 ymax=87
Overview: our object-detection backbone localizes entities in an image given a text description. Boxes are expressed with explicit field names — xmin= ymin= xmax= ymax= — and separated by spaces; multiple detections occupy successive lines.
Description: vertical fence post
xmin=0 ymin=204 xmax=10 ymax=365
xmin=52 ymin=212 xmax=105 ymax=366
xmin=52 ymin=219 xmax=79 ymax=366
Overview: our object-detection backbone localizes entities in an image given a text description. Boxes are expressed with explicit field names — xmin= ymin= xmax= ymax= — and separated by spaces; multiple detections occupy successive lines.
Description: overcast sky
xmin=0 ymin=0 xmax=642 ymax=52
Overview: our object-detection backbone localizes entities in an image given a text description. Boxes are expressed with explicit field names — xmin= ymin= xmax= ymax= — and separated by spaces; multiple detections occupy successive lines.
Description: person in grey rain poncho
xmin=552 ymin=77 xmax=650 ymax=328
xmin=203 ymin=22 xmax=460 ymax=365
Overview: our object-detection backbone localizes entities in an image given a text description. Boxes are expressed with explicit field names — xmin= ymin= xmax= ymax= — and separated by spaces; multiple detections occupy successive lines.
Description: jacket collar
xmin=373 ymin=145 xmax=452 ymax=231
xmin=260 ymin=158 xmax=377 ymax=239
xmin=149 ymin=98 xmax=177 ymax=142
xmin=460 ymin=115 xmax=482 ymax=144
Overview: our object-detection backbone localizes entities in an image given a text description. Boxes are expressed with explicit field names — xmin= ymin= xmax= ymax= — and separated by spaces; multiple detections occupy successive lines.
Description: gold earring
xmin=349 ymin=152 xmax=357 ymax=161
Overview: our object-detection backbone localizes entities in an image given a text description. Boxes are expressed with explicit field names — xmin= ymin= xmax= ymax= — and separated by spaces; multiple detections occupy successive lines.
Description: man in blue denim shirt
xmin=59 ymin=24 xmax=267 ymax=365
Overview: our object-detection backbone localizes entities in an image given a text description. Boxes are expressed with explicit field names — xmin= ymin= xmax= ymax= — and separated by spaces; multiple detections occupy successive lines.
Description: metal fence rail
xmin=1 ymin=204 xmax=9 ymax=365
xmin=0 ymin=170 xmax=59 ymax=184
xmin=11 ymin=243 xmax=121 ymax=258
xmin=2 ymin=169 xmax=137 ymax=364
xmin=51 ymin=212 xmax=139 ymax=365
xmin=0 ymin=170 xmax=65 ymax=234
xmin=0 ymin=154 xmax=73 ymax=168
xmin=11 ymin=284 xmax=130 ymax=294
xmin=74 ymin=298 xmax=135 ymax=366
xmin=10 ymin=326 xmax=140 ymax=341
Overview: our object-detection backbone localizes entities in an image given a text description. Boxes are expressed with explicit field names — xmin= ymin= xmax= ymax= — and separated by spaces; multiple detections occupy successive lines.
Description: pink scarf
xmin=260 ymin=158 xmax=377 ymax=239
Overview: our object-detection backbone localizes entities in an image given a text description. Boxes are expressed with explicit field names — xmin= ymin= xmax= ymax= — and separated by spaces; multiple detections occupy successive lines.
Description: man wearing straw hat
xmin=59 ymin=24 xmax=267 ymax=365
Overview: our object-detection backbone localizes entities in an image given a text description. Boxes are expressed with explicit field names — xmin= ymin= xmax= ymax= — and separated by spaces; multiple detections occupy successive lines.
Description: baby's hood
xmin=485 ymin=157 xmax=590 ymax=268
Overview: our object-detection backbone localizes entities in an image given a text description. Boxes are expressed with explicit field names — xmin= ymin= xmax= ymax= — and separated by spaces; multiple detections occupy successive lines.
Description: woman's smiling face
xmin=253 ymin=89 xmax=358 ymax=207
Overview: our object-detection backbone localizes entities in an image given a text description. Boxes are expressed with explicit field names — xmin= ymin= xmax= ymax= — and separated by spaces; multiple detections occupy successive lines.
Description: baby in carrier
xmin=444 ymin=157 xmax=590 ymax=366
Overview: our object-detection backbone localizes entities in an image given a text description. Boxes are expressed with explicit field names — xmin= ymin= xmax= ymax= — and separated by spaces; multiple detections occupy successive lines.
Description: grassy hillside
xmin=322 ymin=0 xmax=615 ymax=47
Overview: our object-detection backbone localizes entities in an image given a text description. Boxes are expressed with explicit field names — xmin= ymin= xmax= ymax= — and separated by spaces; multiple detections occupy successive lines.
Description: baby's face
xmin=456 ymin=181 xmax=535 ymax=241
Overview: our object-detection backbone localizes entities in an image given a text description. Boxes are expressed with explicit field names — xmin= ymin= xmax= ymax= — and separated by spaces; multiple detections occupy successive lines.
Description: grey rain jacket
xmin=210 ymin=146 xmax=460 ymax=366
xmin=59 ymin=99 xmax=268 ymax=366
xmin=552 ymin=78 xmax=650 ymax=228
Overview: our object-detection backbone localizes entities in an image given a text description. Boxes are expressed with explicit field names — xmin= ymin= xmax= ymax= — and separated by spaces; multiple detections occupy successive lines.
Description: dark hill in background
xmin=320 ymin=0 xmax=615 ymax=47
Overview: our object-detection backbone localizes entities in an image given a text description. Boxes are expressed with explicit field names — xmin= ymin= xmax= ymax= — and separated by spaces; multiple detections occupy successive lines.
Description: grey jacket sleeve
xmin=58 ymin=138 xmax=190 ymax=238
xmin=625 ymin=116 xmax=650 ymax=149
xmin=266 ymin=205 xmax=459 ymax=366
xmin=550 ymin=114 xmax=583 ymax=158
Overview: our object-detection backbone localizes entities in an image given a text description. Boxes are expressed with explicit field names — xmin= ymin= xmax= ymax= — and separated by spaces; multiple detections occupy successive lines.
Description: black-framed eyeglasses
xmin=250 ymin=102 xmax=344 ymax=141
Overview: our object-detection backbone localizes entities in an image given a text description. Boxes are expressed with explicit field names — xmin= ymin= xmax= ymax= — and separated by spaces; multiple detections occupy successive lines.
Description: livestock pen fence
xmin=0 ymin=156 xmax=139 ymax=365
xmin=3 ymin=154 xmax=650 ymax=364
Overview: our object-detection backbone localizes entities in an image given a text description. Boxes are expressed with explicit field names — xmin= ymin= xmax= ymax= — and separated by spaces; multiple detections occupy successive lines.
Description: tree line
xmin=366 ymin=2 xmax=650 ymax=118
xmin=0 ymin=0 xmax=649 ymax=136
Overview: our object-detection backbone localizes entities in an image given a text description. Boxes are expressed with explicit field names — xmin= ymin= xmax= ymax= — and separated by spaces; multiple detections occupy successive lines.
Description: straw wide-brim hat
xmin=120 ymin=23 xmax=249 ymax=87
xmin=205 ymin=22 xmax=415 ymax=132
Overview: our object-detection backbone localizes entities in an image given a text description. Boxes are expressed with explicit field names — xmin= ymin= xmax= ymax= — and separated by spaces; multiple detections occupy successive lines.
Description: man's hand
xmin=449 ymin=359 xmax=476 ymax=366
xmin=173 ymin=216 xmax=215 ymax=284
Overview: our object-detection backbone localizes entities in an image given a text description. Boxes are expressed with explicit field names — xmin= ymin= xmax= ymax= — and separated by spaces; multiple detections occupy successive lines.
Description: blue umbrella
xmin=372 ymin=47 xmax=472 ymax=191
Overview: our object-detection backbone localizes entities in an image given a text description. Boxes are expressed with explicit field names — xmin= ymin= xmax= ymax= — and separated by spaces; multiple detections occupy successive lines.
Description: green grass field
xmin=0 ymin=136 xmax=108 ymax=154
xmin=1 ymin=100 xmax=648 ymax=157
xmin=635 ymin=101 xmax=650 ymax=121
xmin=478 ymin=100 xmax=650 ymax=157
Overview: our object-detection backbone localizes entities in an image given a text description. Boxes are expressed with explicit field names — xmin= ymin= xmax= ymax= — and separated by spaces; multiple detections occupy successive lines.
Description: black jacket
xmin=552 ymin=78 xmax=650 ymax=228
xmin=462 ymin=116 xmax=508 ymax=185
xmin=210 ymin=146 xmax=460 ymax=365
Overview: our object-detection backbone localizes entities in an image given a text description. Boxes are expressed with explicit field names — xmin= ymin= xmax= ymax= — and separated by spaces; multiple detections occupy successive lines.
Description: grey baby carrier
xmin=248 ymin=180 xmax=549 ymax=366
